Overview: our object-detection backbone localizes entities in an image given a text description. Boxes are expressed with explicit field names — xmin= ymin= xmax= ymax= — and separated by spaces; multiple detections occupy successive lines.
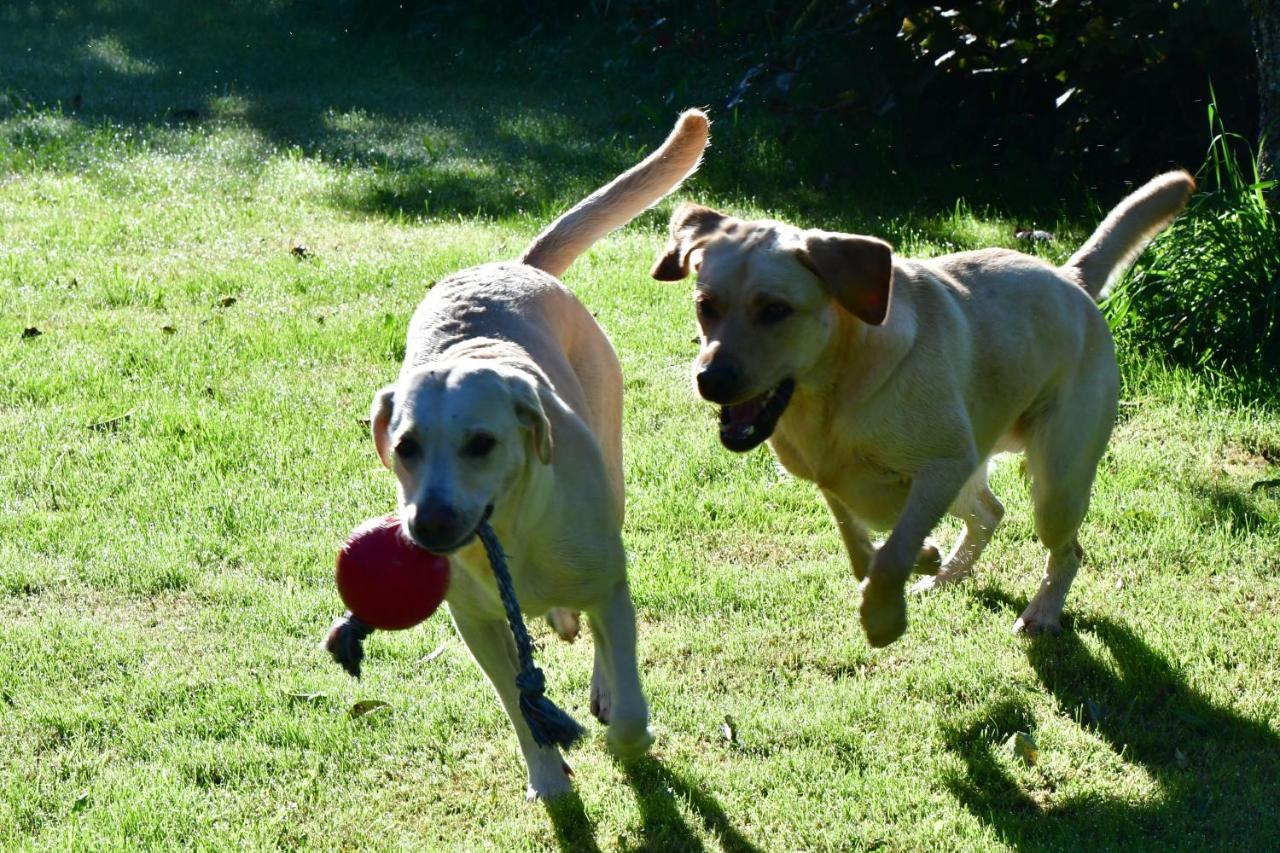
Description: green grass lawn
xmin=2 ymin=3 xmax=1278 ymax=850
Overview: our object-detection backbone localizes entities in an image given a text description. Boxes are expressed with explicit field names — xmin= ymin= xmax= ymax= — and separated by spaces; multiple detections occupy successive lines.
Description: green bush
xmin=1107 ymin=102 xmax=1280 ymax=374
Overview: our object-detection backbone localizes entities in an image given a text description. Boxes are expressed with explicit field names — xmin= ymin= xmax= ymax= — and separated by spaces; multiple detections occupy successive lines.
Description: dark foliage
xmin=325 ymin=1 xmax=1255 ymax=203
xmin=607 ymin=1 xmax=1254 ymax=191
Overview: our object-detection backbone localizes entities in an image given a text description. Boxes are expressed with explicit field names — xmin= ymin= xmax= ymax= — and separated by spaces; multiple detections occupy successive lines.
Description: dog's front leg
xmin=587 ymin=580 xmax=653 ymax=759
xmin=860 ymin=454 xmax=978 ymax=647
xmin=823 ymin=489 xmax=942 ymax=581
xmin=822 ymin=490 xmax=875 ymax=580
xmin=450 ymin=608 xmax=572 ymax=800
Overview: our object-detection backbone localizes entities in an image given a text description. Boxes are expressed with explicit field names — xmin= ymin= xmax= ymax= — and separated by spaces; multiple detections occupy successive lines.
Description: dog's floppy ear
xmin=370 ymin=385 xmax=396 ymax=469
xmin=508 ymin=375 xmax=553 ymax=465
xmin=651 ymin=203 xmax=729 ymax=281
xmin=796 ymin=231 xmax=894 ymax=326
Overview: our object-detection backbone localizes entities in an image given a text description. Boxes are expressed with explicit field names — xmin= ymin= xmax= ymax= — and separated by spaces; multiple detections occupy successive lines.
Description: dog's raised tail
xmin=1063 ymin=170 xmax=1195 ymax=300
xmin=519 ymin=109 xmax=710 ymax=278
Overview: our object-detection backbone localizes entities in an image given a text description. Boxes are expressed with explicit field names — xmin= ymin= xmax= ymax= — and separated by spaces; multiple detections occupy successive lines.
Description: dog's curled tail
xmin=519 ymin=109 xmax=710 ymax=278
xmin=1063 ymin=170 xmax=1195 ymax=300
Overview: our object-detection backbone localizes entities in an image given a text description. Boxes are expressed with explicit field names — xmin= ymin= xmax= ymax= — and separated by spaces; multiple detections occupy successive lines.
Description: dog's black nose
xmin=695 ymin=361 xmax=742 ymax=404
xmin=409 ymin=503 xmax=463 ymax=551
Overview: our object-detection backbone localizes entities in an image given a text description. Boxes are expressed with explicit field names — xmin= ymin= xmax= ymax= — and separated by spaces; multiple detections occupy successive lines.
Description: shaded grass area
xmin=0 ymin=0 xmax=1101 ymax=230
xmin=2 ymin=2 xmax=1278 ymax=850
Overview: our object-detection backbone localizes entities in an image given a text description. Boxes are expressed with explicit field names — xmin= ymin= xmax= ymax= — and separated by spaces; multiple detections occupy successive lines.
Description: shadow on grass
xmin=0 ymin=1 xmax=660 ymax=219
xmin=542 ymin=755 xmax=760 ymax=853
xmin=1191 ymin=481 xmax=1273 ymax=535
xmin=621 ymin=755 xmax=762 ymax=853
xmin=543 ymin=789 xmax=604 ymax=853
xmin=0 ymin=0 xmax=1018 ymax=228
xmin=946 ymin=589 xmax=1280 ymax=850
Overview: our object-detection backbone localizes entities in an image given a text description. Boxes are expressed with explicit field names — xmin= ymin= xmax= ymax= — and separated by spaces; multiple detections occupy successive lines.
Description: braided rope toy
xmin=325 ymin=515 xmax=584 ymax=750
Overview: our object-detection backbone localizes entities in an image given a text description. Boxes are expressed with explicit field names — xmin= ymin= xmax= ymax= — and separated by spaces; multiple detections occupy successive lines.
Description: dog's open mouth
xmin=719 ymin=378 xmax=795 ymax=452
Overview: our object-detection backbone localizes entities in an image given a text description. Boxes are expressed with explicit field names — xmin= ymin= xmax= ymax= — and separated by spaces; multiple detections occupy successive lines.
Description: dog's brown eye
xmin=395 ymin=436 xmax=421 ymax=460
xmin=463 ymin=433 xmax=497 ymax=458
xmin=696 ymin=297 xmax=719 ymax=322
xmin=758 ymin=301 xmax=793 ymax=325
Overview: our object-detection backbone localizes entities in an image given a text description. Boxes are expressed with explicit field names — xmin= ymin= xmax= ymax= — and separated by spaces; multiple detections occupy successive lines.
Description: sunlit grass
xmin=1 ymin=3 xmax=1277 ymax=850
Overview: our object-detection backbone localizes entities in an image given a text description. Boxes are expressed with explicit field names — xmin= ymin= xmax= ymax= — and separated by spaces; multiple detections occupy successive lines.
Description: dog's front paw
xmin=525 ymin=760 xmax=574 ymax=801
xmin=606 ymin=719 xmax=655 ymax=760
xmin=1012 ymin=611 xmax=1063 ymax=637
xmin=859 ymin=577 xmax=907 ymax=647
xmin=1012 ymin=591 xmax=1067 ymax=636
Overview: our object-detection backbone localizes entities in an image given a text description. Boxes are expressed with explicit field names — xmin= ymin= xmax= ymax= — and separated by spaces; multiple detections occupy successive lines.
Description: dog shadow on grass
xmin=543 ymin=755 xmax=761 ymax=853
xmin=943 ymin=589 xmax=1280 ymax=850
xmin=543 ymin=790 xmax=604 ymax=853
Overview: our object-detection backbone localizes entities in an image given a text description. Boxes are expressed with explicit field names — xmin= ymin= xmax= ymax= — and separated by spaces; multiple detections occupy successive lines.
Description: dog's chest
xmin=445 ymin=539 xmax=593 ymax=619
xmin=770 ymin=414 xmax=913 ymax=529
xmin=445 ymin=547 xmax=548 ymax=618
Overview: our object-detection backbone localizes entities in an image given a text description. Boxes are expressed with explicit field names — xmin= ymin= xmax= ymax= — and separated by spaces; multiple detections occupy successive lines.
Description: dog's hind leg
xmin=911 ymin=463 xmax=1004 ymax=595
xmin=1014 ymin=385 xmax=1115 ymax=635
xmin=587 ymin=580 xmax=653 ymax=759
xmin=450 ymin=608 xmax=572 ymax=799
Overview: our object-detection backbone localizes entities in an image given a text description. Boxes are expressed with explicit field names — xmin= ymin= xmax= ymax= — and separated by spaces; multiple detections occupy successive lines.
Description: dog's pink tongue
xmin=723 ymin=398 xmax=762 ymax=429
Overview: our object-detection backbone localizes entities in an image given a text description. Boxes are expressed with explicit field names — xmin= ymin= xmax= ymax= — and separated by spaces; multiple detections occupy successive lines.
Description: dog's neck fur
xmin=771 ymin=276 xmax=919 ymax=482
xmin=789 ymin=280 xmax=918 ymax=420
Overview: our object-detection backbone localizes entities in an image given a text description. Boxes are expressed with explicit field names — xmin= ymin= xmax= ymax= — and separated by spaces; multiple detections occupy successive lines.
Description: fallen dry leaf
xmin=349 ymin=699 xmax=392 ymax=719
xmin=287 ymin=691 xmax=326 ymax=704
xmin=720 ymin=714 xmax=737 ymax=745
xmin=1011 ymin=731 xmax=1039 ymax=765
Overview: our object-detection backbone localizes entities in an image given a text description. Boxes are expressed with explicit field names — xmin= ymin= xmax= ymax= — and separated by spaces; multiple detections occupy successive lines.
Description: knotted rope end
xmin=324 ymin=612 xmax=374 ymax=679
xmin=478 ymin=517 xmax=585 ymax=751
xmin=515 ymin=668 xmax=585 ymax=749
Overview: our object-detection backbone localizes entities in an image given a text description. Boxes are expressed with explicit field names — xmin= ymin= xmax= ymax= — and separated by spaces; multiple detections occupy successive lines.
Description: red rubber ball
xmin=335 ymin=516 xmax=450 ymax=630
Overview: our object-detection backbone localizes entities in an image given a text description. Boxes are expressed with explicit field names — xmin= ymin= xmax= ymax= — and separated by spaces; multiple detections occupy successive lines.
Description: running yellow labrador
xmin=652 ymin=171 xmax=1192 ymax=647
xmin=371 ymin=109 xmax=708 ymax=797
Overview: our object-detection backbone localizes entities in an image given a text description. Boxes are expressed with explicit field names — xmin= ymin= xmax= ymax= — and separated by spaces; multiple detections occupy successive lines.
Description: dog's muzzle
xmin=407 ymin=502 xmax=493 ymax=554
xmin=718 ymin=378 xmax=796 ymax=452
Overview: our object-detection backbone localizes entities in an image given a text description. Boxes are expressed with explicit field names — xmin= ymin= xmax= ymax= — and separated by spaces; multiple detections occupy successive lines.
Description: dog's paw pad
xmin=914 ymin=543 xmax=942 ymax=576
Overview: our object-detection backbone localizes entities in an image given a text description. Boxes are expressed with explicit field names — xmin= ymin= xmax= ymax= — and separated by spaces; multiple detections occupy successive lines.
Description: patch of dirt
xmin=1219 ymin=443 xmax=1274 ymax=472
